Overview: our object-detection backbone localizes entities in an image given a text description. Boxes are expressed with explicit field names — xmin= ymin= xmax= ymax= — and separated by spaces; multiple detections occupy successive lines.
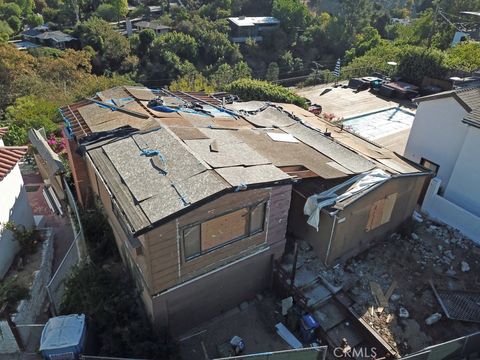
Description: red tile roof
xmin=0 ymin=146 xmax=28 ymax=181
xmin=0 ymin=127 xmax=8 ymax=138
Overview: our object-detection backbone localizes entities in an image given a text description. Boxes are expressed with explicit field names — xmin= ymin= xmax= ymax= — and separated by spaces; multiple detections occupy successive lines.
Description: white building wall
xmin=422 ymin=178 xmax=480 ymax=243
xmin=0 ymin=165 xmax=34 ymax=279
xmin=404 ymin=97 xmax=469 ymax=188
xmin=443 ymin=126 xmax=480 ymax=217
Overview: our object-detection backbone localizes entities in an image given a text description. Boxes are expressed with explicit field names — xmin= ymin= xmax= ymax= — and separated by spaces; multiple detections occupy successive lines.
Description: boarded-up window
xmin=250 ymin=202 xmax=266 ymax=234
xmin=366 ymin=193 xmax=398 ymax=232
xmin=184 ymin=225 xmax=201 ymax=259
xmin=182 ymin=201 xmax=268 ymax=261
xmin=202 ymin=208 xmax=248 ymax=250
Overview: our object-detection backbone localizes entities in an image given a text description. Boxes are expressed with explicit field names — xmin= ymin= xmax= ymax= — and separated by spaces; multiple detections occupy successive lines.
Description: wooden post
xmin=0 ymin=303 xmax=24 ymax=351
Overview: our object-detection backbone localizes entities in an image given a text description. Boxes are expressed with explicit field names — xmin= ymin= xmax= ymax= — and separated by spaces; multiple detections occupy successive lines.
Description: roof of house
xmin=415 ymin=87 xmax=480 ymax=129
xmin=134 ymin=21 xmax=170 ymax=30
xmin=228 ymin=16 xmax=280 ymax=27
xmin=0 ymin=127 xmax=8 ymax=138
xmin=22 ymin=28 xmax=43 ymax=37
xmin=0 ymin=146 xmax=28 ymax=181
xmin=463 ymin=107 xmax=480 ymax=128
xmin=35 ymin=31 xmax=76 ymax=43
xmin=65 ymin=86 xmax=427 ymax=235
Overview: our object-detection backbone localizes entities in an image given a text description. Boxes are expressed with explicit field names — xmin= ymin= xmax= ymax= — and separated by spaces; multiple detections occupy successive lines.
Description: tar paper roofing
xmin=69 ymin=87 xmax=425 ymax=234
xmin=0 ymin=146 xmax=28 ymax=181
xmin=40 ymin=314 xmax=86 ymax=351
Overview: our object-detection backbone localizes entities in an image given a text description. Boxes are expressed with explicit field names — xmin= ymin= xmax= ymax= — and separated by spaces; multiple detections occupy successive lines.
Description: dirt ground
xmin=178 ymin=294 xmax=290 ymax=360
xmin=313 ymin=216 xmax=480 ymax=355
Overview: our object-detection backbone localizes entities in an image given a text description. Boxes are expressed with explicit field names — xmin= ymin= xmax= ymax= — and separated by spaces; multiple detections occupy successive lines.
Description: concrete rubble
xmin=295 ymin=217 xmax=480 ymax=355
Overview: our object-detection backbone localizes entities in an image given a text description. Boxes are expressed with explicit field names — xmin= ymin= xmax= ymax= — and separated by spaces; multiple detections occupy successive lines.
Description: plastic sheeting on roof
xmin=304 ymin=169 xmax=390 ymax=231
xmin=40 ymin=314 xmax=86 ymax=351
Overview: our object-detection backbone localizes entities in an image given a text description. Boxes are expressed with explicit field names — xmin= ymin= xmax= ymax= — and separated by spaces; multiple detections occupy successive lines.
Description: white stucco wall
xmin=422 ymin=178 xmax=480 ymax=244
xmin=444 ymin=126 xmax=480 ymax=217
xmin=404 ymin=97 xmax=469 ymax=188
xmin=0 ymin=165 xmax=34 ymax=279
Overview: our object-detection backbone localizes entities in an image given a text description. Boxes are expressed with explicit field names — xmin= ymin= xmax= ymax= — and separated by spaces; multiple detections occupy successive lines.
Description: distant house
xmin=0 ymin=128 xmax=34 ymax=279
xmin=133 ymin=21 xmax=171 ymax=35
xmin=22 ymin=25 xmax=77 ymax=50
xmin=391 ymin=17 xmax=411 ymax=25
xmin=404 ymin=87 xmax=480 ymax=242
xmin=228 ymin=16 xmax=280 ymax=43
xmin=59 ymin=87 xmax=428 ymax=335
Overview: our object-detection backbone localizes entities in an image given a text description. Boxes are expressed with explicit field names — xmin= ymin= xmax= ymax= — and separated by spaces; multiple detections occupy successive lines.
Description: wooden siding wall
xmin=85 ymin=156 xmax=153 ymax=292
xmin=145 ymin=184 xmax=292 ymax=296
xmin=328 ymin=175 xmax=427 ymax=265
xmin=289 ymin=175 xmax=428 ymax=267
xmin=152 ymin=247 xmax=275 ymax=336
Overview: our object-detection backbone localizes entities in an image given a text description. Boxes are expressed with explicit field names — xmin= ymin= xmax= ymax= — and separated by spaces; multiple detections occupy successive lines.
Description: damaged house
xmin=59 ymin=87 xmax=429 ymax=335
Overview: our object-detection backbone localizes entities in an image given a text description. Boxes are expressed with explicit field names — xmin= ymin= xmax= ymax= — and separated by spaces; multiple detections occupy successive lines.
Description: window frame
xmin=181 ymin=200 xmax=268 ymax=262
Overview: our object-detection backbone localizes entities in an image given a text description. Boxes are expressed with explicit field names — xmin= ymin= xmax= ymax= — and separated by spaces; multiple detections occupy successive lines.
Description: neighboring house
xmin=8 ymin=40 xmax=41 ymax=51
xmin=60 ymin=87 xmax=428 ymax=335
xmin=228 ymin=16 xmax=280 ymax=43
xmin=133 ymin=21 xmax=171 ymax=35
xmin=22 ymin=26 xmax=77 ymax=49
xmin=404 ymin=87 xmax=480 ymax=242
xmin=391 ymin=18 xmax=411 ymax=25
xmin=0 ymin=128 xmax=34 ymax=279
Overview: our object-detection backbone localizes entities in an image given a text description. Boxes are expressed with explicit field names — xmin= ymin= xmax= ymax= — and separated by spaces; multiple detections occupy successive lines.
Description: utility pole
xmin=427 ymin=1 xmax=440 ymax=48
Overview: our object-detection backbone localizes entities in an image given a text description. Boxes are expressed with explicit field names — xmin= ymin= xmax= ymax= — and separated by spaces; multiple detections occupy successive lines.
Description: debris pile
xmin=301 ymin=219 xmax=480 ymax=354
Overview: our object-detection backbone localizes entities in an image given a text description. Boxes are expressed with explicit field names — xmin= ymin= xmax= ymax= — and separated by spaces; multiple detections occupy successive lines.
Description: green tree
xmin=7 ymin=15 xmax=21 ymax=33
xmin=0 ymin=20 xmax=13 ymax=41
xmin=170 ymin=71 xmax=214 ymax=92
xmin=0 ymin=3 xmax=22 ymax=19
xmin=445 ymin=41 xmax=480 ymax=73
xmin=26 ymin=13 xmax=43 ymax=27
xmin=199 ymin=0 xmax=231 ymax=20
xmin=225 ymin=78 xmax=308 ymax=108
xmin=111 ymin=0 xmax=128 ymax=21
xmin=345 ymin=25 xmax=382 ymax=62
xmin=3 ymin=95 xmax=59 ymax=145
xmin=94 ymin=3 xmax=116 ymax=21
xmin=339 ymin=0 xmax=373 ymax=35
xmin=397 ymin=46 xmax=447 ymax=84
xmin=266 ymin=61 xmax=279 ymax=81
xmin=14 ymin=0 xmax=35 ymax=14
xmin=152 ymin=31 xmax=198 ymax=62
xmin=209 ymin=61 xmax=252 ymax=89
xmin=272 ymin=0 xmax=310 ymax=33
xmin=75 ymin=17 xmax=131 ymax=73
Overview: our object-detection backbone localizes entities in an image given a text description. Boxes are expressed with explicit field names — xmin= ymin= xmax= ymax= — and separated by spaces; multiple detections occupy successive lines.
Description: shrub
xmin=225 ymin=79 xmax=308 ymax=109
xmin=0 ymin=277 xmax=30 ymax=312
xmin=4 ymin=222 xmax=41 ymax=257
